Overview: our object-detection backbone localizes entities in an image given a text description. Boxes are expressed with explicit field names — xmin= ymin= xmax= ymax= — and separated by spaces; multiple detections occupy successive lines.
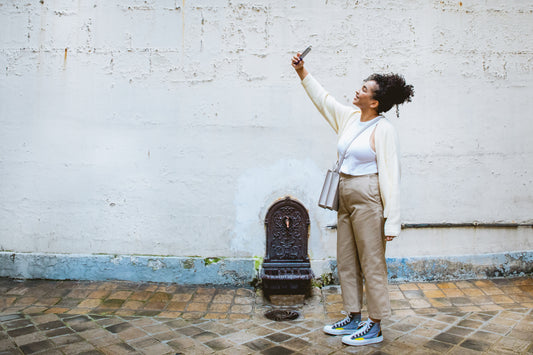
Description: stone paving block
xmin=236 ymin=288 xmax=254 ymax=297
xmin=423 ymin=289 xmax=446 ymax=298
xmin=455 ymin=281 xmax=475 ymax=289
xmin=243 ymin=337 xmax=275 ymax=351
xmin=36 ymin=320 xmax=65 ymax=331
xmin=417 ymin=283 xmax=439 ymax=290
xmin=45 ymin=307 xmax=70 ymax=314
xmin=7 ymin=325 xmax=38 ymax=338
xmin=215 ymin=289 xmax=236 ymax=296
xmin=19 ymin=339 xmax=55 ymax=354
xmin=0 ymin=338 xmax=18 ymax=351
xmin=129 ymin=336 xmax=160 ymax=349
xmin=87 ymin=290 xmax=111 ymax=299
xmin=34 ymin=297 xmax=61 ymax=307
xmin=265 ymin=321 xmax=293 ymax=331
xmin=141 ymin=323 xmax=173 ymax=335
xmin=182 ymin=311 xmax=206 ymax=320
xmin=191 ymin=294 xmax=214 ymax=303
xmin=390 ymin=322 xmax=417 ymax=333
xmin=46 ymin=327 xmax=75 ymax=338
xmin=4 ymin=287 xmax=26 ymax=297
xmin=78 ymin=327 xmax=111 ymax=341
xmin=126 ymin=291 xmax=151 ymax=303
xmin=108 ymin=291 xmax=133 ymax=300
xmin=437 ymin=282 xmax=458 ymax=289
xmin=203 ymin=312 xmax=227 ymax=320
xmin=491 ymin=294 xmax=516 ymax=304
xmin=380 ymin=340 xmax=418 ymax=355
xmin=205 ymin=337 xmax=236 ymax=351
xmin=116 ymin=326 xmax=148 ymax=342
xmin=234 ymin=296 xmax=253 ymax=305
xmin=262 ymin=345 xmax=295 ymax=355
xmin=230 ymin=304 xmax=253 ymax=314
xmin=408 ymin=298 xmax=432 ymax=309
xmin=410 ymin=326 xmax=441 ymax=339
xmin=481 ymin=321 xmax=512 ymax=335
xmin=462 ymin=288 xmax=485 ymax=297
xmin=389 ymin=290 xmax=405 ymax=300
xmin=157 ymin=311 xmax=182 ymax=319
xmin=31 ymin=313 xmax=60 ymax=324
xmin=492 ymin=336 xmax=532 ymax=353
xmin=101 ymin=342 xmax=137 ymax=354
xmin=482 ymin=287 xmax=505 ymax=295
xmin=283 ymin=325 xmax=309 ymax=335
xmin=50 ymin=333 xmax=85 ymax=347
xmin=0 ymin=277 xmax=531 ymax=354
xmin=59 ymin=340 xmax=96 ymax=354
xmin=148 ymin=292 xmax=172 ymax=303
xmin=399 ymin=283 xmax=419 ymax=291
xmin=172 ymin=293 xmax=193 ymax=302
xmin=428 ymin=297 xmax=452 ymax=308
xmin=442 ymin=288 xmax=466 ymax=297
xmin=12 ymin=332 xmax=48 ymax=347
xmin=14 ymin=297 xmax=38 ymax=306
xmin=208 ymin=303 xmax=231 ymax=313
xmin=87 ymin=334 xmax=122 ymax=348
xmin=212 ymin=294 xmax=234 ymax=304
xmin=3 ymin=318 xmax=32 ymax=330
xmin=120 ymin=300 xmax=144 ymax=311
xmin=66 ymin=289 xmax=93 ymax=299
xmin=403 ymin=290 xmax=425 ymax=299
xmin=391 ymin=309 xmax=417 ymax=317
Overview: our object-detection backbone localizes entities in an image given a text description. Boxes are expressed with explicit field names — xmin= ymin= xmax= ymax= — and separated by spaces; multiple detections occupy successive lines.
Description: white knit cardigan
xmin=302 ymin=74 xmax=401 ymax=237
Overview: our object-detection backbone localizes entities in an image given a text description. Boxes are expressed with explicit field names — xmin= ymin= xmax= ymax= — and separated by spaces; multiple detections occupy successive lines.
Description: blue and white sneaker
xmin=342 ymin=319 xmax=383 ymax=346
xmin=323 ymin=312 xmax=361 ymax=335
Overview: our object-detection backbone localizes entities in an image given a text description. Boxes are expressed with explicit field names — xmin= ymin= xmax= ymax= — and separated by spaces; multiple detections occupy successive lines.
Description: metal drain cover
xmin=264 ymin=309 xmax=300 ymax=321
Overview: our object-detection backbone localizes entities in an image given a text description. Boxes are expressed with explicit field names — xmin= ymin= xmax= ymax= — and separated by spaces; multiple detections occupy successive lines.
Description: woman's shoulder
xmin=337 ymin=110 xmax=362 ymax=135
xmin=375 ymin=118 xmax=399 ymax=145
xmin=376 ymin=117 xmax=397 ymax=133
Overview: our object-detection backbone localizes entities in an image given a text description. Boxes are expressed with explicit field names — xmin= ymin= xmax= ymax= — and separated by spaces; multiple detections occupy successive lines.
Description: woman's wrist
xmin=296 ymin=68 xmax=309 ymax=81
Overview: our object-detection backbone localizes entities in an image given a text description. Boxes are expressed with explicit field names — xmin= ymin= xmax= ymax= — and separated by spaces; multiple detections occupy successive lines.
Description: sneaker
xmin=323 ymin=312 xmax=361 ymax=335
xmin=342 ymin=319 xmax=383 ymax=346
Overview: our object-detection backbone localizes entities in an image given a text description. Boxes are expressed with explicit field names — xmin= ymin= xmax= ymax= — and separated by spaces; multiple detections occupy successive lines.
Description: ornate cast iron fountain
xmin=260 ymin=197 xmax=314 ymax=296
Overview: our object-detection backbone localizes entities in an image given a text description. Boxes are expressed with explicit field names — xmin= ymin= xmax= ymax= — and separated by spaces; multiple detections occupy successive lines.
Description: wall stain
xmin=63 ymin=48 xmax=68 ymax=70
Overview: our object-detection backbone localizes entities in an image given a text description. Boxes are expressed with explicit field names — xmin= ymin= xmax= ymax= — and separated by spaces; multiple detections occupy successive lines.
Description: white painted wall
xmin=1 ymin=1 xmax=532 ymax=266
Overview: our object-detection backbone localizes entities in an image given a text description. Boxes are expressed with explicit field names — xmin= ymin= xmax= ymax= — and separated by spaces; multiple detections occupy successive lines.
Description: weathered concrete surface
xmin=1 ymin=251 xmax=531 ymax=285
xmin=1 ymin=1 xmax=532 ymax=281
xmin=387 ymin=251 xmax=533 ymax=282
xmin=0 ymin=252 xmax=255 ymax=286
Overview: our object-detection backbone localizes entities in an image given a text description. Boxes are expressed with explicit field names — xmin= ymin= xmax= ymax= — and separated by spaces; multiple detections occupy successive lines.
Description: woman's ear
xmin=370 ymin=99 xmax=379 ymax=111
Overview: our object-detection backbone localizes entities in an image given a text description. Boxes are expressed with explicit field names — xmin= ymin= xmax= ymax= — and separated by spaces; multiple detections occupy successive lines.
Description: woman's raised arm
xmin=291 ymin=52 xmax=309 ymax=81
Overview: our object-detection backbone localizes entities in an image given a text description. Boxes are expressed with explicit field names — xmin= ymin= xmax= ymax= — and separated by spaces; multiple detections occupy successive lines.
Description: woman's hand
xmin=292 ymin=53 xmax=304 ymax=70
xmin=385 ymin=236 xmax=396 ymax=242
xmin=291 ymin=53 xmax=308 ymax=80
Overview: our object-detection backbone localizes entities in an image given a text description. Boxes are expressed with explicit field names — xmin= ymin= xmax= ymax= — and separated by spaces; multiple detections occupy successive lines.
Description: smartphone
xmin=295 ymin=46 xmax=312 ymax=64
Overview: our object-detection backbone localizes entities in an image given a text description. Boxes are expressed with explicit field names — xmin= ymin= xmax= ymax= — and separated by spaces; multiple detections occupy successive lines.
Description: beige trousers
xmin=337 ymin=173 xmax=391 ymax=319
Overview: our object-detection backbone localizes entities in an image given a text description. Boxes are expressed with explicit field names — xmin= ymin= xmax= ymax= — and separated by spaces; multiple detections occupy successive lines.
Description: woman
xmin=292 ymin=53 xmax=414 ymax=346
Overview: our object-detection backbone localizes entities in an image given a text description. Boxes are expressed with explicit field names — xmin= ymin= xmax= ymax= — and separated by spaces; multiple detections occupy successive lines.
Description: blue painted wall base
xmin=0 ymin=251 xmax=531 ymax=285
xmin=0 ymin=253 xmax=255 ymax=286
xmin=385 ymin=251 xmax=533 ymax=282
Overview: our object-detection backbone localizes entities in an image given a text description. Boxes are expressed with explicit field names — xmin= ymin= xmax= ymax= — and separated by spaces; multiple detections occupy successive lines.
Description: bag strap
xmin=334 ymin=116 xmax=382 ymax=173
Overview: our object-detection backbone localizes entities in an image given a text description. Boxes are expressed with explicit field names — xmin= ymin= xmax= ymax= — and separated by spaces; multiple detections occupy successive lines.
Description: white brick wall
xmin=1 ymin=1 xmax=532 ymax=262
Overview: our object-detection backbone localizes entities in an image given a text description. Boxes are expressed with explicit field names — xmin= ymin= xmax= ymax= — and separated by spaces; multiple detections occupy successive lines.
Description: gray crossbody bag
xmin=318 ymin=117 xmax=382 ymax=211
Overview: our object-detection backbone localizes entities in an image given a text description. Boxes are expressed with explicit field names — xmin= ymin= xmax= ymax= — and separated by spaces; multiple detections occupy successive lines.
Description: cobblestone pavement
xmin=0 ymin=277 xmax=532 ymax=354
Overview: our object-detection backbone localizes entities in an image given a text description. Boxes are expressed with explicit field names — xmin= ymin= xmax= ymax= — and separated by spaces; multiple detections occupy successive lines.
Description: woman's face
xmin=353 ymin=80 xmax=379 ymax=110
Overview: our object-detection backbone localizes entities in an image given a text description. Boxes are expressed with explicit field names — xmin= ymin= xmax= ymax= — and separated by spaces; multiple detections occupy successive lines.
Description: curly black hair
xmin=365 ymin=73 xmax=414 ymax=114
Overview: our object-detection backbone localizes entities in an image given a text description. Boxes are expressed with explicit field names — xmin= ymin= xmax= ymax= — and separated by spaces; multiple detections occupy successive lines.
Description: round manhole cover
xmin=264 ymin=309 xmax=300 ymax=321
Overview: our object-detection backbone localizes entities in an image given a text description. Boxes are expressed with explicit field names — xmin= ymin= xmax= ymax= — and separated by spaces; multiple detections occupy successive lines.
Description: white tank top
xmin=338 ymin=117 xmax=380 ymax=176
